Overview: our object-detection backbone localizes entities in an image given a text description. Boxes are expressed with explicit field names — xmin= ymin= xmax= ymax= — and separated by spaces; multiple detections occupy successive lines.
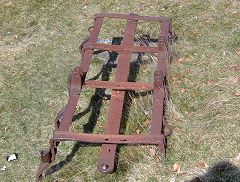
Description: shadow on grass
xmin=46 ymin=35 xmax=155 ymax=177
xmin=188 ymin=161 xmax=240 ymax=182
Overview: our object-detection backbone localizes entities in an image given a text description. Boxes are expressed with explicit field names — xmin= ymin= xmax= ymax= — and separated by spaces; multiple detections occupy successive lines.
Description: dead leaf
xmin=142 ymin=68 xmax=148 ymax=73
xmin=155 ymin=156 xmax=159 ymax=163
xmin=82 ymin=6 xmax=88 ymax=10
xmin=236 ymin=51 xmax=240 ymax=55
xmin=178 ymin=55 xmax=190 ymax=64
xmin=197 ymin=162 xmax=208 ymax=168
xmin=55 ymin=28 xmax=60 ymax=32
xmin=188 ymin=61 xmax=196 ymax=65
xmin=192 ymin=92 xmax=196 ymax=97
xmin=144 ymin=110 xmax=150 ymax=115
xmin=173 ymin=115 xmax=178 ymax=120
xmin=175 ymin=128 xmax=185 ymax=132
xmin=178 ymin=58 xmax=183 ymax=64
xmin=227 ymin=77 xmax=238 ymax=84
xmin=136 ymin=129 xmax=141 ymax=134
xmin=44 ymin=141 xmax=49 ymax=146
xmin=143 ymin=120 xmax=150 ymax=127
xmin=235 ymin=91 xmax=240 ymax=96
xmin=189 ymin=68 xmax=194 ymax=72
xmin=181 ymin=88 xmax=186 ymax=94
xmin=173 ymin=162 xmax=181 ymax=172
xmin=208 ymin=80 xmax=214 ymax=85
xmin=173 ymin=76 xmax=179 ymax=81
xmin=150 ymin=147 xmax=156 ymax=157
xmin=4 ymin=127 xmax=8 ymax=132
xmin=11 ymin=56 xmax=15 ymax=61
xmin=169 ymin=123 xmax=175 ymax=127
xmin=14 ymin=35 xmax=18 ymax=40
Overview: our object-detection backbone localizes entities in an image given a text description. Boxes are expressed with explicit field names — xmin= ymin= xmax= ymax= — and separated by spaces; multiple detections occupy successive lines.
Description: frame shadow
xmin=45 ymin=35 xmax=160 ymax=176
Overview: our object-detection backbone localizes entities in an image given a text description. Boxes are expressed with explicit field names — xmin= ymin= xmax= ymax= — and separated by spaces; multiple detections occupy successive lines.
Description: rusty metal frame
xmin=37 ymin=13 xmax=175 ymax=181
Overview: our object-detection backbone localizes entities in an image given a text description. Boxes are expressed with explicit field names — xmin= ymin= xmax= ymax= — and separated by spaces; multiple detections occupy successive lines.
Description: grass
xmin=0 ymin=0 xmax=240 ymax=181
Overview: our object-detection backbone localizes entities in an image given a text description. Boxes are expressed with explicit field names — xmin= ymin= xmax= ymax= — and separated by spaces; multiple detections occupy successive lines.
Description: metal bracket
xmin=69 ymin=66 xmax=83 ymax=95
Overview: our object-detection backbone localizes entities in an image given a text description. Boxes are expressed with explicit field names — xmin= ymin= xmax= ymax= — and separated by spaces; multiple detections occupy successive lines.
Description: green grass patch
xmin=0 ymin=0 xmax=240 ymax=181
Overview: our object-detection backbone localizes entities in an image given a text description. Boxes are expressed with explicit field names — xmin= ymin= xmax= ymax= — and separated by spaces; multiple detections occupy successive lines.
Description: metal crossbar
xmin=37 ymin=13 xmax=175 ymax=181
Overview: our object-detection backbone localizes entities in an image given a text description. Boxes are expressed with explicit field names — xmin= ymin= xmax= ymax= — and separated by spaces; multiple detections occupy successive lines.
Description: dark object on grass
xmin=188 ymin=161 xmax=240 ymax=182
xmin=37 ymin=13 xmax=175 ymax=181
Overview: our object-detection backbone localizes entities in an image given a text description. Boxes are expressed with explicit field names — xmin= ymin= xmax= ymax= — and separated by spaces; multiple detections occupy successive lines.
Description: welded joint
xmin=154 ymin=70 xmax=164 ymax=89
xmin=40 ymin=150 xmax=51 ymax=163
xmin=158 ymin=36 xmax=169 ymax=61
xmin=69 ymin=66 xmax=84 ymax=95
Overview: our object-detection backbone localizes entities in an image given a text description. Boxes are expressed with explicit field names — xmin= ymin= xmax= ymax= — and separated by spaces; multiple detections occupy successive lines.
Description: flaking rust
xmin=37 ymin=13 xmax=175 ymax=181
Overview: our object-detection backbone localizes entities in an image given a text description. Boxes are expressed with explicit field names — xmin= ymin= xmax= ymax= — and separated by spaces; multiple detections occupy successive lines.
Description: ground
xmin=0 ymin=0 xmax=240 ymax=181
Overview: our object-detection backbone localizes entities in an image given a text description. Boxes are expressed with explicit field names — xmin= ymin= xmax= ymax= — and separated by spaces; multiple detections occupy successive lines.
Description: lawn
xmin=0 ymin=0 xmax=240 ymax=181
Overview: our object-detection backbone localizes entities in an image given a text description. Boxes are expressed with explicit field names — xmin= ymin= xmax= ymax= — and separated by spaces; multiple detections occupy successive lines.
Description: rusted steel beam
xmin=83 ymin=80 xmax=153 ymax=91
xmin=150 ymin=22 xmax=171 ymax=157
xmin=83 ymin=43 xmax=159 ymax=53
xmin=81 ymin=17 xmax=104 ymax=73
xmin=58 ymin=66 xmax=83 ymax=131
xmin=97 ymin=18 xmax=138 ymax=173
xmin=53 ymin=131 xmax=165 ymax=144
xmin=157 ymin=21 xmax=170 ymax=76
